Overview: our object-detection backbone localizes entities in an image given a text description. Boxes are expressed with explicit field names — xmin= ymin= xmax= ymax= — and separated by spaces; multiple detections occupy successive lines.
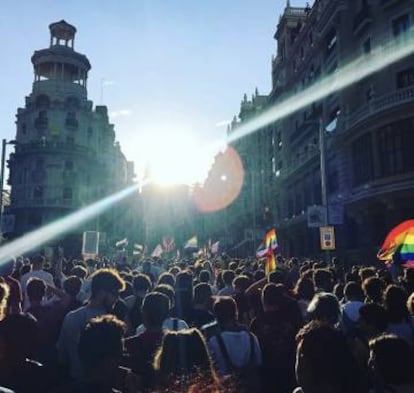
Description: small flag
xmin=162 ymin=236 xmax=175 ymax=252
xmin=211 ymin=241 xmax=220 ymax=254
xmin=256 ymin=241 xmax=268 ymax=258
xmin=151 ymin=244 xmax=163 ymax=258
xmin=184 ymin=236 xmax=198 ymax=249
xmin=134 ymin=244 xmax=144 ymax=252
xmin=115 ymin=238 xmax=128 ymax=248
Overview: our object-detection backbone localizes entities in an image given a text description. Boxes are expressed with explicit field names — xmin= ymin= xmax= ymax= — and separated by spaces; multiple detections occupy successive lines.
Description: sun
xmin=137 ymin=129 xmax=214 ymax=186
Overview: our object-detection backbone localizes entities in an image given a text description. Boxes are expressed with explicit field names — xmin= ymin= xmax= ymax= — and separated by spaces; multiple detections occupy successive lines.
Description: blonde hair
xmin=0 ymin=282 xmax=10 ymax=320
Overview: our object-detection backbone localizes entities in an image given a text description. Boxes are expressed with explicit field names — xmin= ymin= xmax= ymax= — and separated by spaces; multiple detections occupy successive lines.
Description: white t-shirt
xmin=21 ymin=269 xmax=55 ymax=311
xmin=208 ymin=330 xmax=262 ymax=375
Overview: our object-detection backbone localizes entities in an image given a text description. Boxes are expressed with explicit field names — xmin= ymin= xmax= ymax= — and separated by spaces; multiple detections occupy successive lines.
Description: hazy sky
xmin=0 ymin=0 xmax=309 ymax=181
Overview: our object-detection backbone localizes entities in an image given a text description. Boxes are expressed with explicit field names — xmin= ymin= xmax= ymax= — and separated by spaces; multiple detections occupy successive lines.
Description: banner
xmin=82 ymin=231 xmax=100 ymax=258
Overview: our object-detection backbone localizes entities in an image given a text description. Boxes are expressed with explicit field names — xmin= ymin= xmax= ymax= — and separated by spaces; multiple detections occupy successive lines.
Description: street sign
xmin=320 ymin=226 xmax=336 ymax=250
xmin=307 ymin=205 xmax=327 ymax=227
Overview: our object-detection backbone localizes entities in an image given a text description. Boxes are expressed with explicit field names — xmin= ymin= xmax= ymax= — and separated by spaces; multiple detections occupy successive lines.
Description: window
xmin=326 ymin=29 xmax=337 ymax=56
xmin=63 ymin=187 xmax=72 ymax=200
xmin=396 ymin=68 xmax=414 ymax=89
xmin=392 ymin=14 xmax=409 ymax=38
xmin=353 ymin=133 xmax=374 ymax=186
xmin=326 ymin=107 xmax=340 ymax=132
xmin=33 ymin=185 xmax=43 ymax=199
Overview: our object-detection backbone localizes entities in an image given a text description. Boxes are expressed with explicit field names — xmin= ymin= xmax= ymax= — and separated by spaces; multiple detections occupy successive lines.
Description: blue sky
xmin=0 ymin=0 xmax=309 ymax=180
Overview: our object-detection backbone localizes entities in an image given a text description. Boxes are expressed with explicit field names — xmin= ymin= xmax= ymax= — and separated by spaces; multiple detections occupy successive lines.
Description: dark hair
xmin=213 ymin=296 xmax=237 ymax=324
xmin=313 ymin=269 xmax=333 ymax=292
xmin=359 ymin=267 xmax=376 ymax=282
xmin=268 ymin=270 xmax=286 ymax=285
xmin=70 ymin=265 xmax=88 ymax=279
xmin=63 ymin=275 xmax=82 ymax=297
xmin=133 ymin=274 xmax=152 ymax=293
xmin=294 ymin=277 xmax=315 ymax=301
xmin=26 ymin=277 xmax=46 ymax=302
xmin=158 ymin=272 xmax=175 ymax=288
xmin=307 ymin=292 xmax=340 ymax=325
xmin=199 ymin=270 xmax=211 ymax=283
xmin=262 ymin=283 xmax=286 ymax=308
xmin=222 ymin=270 xmax=235 ymax=286
xmin=359 ymin=303 xmax=387 ymax=333
xmin=363 ymin=277 xmax=384 ymax=304
xmin=296 ymin=321 xmax=365 ymax=393
xmin=31 ymin=254 xmax=45 ymax=266
xmin=383 ymin=285 xmax=409 ymax=323
xmin=344 ymin=281 xmax=364 ymax=302
xmin=153 ymin=284 xmax=175 ymax=308
xmin=193 ymin=283 xmax=212 ymax=306
xmin=232 ymin=275 xmax=250 ymax=292
xmin=142 ymin=292 xmax=170 ymax=329
xmin=90 ymin=269 xmax=125 ymax=298
xmin=78 ymin=314 xmax=125 ymax=372
xmin=369 ymin=334 xmax=414 ymax=385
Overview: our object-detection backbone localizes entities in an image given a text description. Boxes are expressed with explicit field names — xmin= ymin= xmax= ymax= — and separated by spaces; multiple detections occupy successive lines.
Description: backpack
xmin=215 ymin=332 xmax=261 ymax=393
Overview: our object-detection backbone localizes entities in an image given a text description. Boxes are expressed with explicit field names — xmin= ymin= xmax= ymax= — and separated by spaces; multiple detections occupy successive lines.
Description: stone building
xmin=228 ymin=0 xmax=414 ymax=263
xmin=6 ymin=20 xmax=136 ymax=251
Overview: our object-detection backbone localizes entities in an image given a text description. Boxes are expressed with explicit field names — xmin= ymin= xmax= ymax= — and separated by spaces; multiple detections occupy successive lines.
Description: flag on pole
xmin=151 ymin=244 xmax=163 ymax=258
xmin=256 ymin=229 xmax=278 ymax=275
xmin=115 ymin=238 xmax=128 ymax=248
xmin=184 ymin=236 xmax=198 ymax=249
xmin=211 ymin=241 xmax=220 ymax=254
xmin=162 ymin=236 xmax=175 ymax=252
xmin=134 ymin=244 xmax=144 ymax=252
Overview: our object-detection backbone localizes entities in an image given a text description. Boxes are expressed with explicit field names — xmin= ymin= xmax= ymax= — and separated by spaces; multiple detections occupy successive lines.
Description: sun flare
xmin=137 ymin=130 xmax=216 ymax=186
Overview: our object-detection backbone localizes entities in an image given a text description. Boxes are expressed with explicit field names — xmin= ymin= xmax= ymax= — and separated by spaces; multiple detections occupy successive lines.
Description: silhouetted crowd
xmin=0 ymin=252 xmax=414 ymax=393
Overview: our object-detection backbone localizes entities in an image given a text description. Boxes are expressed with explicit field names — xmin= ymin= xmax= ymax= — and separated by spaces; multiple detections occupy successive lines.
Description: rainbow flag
xmin=256 ymin=241 xmax=268 ymax=258
xmin=266 ymin=229 xmax=278 ymax=251
xmin=400 ymin=228 xmax=414 ymax=261
xmin=265 ymin=251 xmax=276 ymax=275
xmin=378 ymin=220 xmax=414 ymax=261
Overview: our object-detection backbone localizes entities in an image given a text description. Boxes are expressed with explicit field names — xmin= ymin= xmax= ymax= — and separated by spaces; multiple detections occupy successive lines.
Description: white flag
xmin=151 ymin=244 xmax=163 ymax=257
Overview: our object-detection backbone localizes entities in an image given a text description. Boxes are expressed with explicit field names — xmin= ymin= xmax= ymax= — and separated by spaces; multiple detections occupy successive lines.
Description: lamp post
xmin=0 ymin=139 xmax=17 ymax=232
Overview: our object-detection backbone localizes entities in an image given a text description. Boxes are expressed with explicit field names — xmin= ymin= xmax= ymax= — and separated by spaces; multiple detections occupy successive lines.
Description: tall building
xmin=228 ymin=0 xmax=414 ymax=262
xmin=6 ymin=20 xmax=136 ymax=250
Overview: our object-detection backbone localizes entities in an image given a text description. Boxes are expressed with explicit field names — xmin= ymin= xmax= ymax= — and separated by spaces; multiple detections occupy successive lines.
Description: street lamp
xmin=0 ymin=139 xmax=17 ymax=231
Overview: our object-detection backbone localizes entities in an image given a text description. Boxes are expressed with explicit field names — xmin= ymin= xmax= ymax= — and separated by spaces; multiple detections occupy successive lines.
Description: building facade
xmin=6 ymin=20 xmax=136 ymax=252
xmin=228 ymin=0 xmax=414 ymax=263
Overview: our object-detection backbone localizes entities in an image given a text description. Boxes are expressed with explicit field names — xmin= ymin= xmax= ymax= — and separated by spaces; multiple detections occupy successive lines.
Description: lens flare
xmin=193 ymin=146 xmax=244 ymax=212
xmin=0 ymin=184 xmax=139 ymax=265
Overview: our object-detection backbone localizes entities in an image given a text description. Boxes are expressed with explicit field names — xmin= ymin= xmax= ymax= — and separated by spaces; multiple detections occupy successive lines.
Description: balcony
xmin=346 ymin=86 xmax=414 ymax=130
xmin=15 ymin=141 xmax=95 ymax=159
xmin=353 ymin=7 xmax=372 ymax=34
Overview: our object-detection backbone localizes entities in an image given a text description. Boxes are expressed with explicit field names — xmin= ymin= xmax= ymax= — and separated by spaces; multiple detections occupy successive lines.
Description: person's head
xmin=232 ymin=275 xmax=251 ymax=294
xmin=0 ymin=258 xmax=15 ymax=277
xmin=26 ymin=277 xmax=46 ymax=303
xmin=78 ymin=315 xmax=125 ymax=381
xmin=268 ymin=270 xmax=286 ymax=285
xmin=31 ymin=254 xmax=45 ymax=270
xmin=153 ymin=284 xmax=175 ymax=309
xmin=175 ymin=270 xmax=193 ymax=291
xmin=222 ymin=270 xmax=235 ymax=287
xmin=193 ymin=283 xmax=212 ymax=308
xmin=294 ymin=277 xmax=315 ymax=301
xmin=154 ymin=328 xmax=218 ymax=390
xmin=90 ymin=269 xmax=125 ymax=311
xmin=0 ymin=283 xmax=9 ymax=321
xmin=142 ymin=292 xmax=170 ymax=329
xmin=132 ymin=273 xmax=152 ymax=295
xmin=358 ymin=303 xmax=387 ymax=337
xmin=0 ymin=313 xmax=38 ymax=364
xmin=359 ymin=267 xmax=376 ymax=283
xmin=63 ymin=275 xmax=82 ymax=298
xmin=313 ymin=269 xmax=334 ymax=292
xmin=199 ymin=270 xmax=211 ymax=284
xmin=296 ymin=321 xmax=364 ymax=393
xmin=369 ymin=334 xmax=414 ymax=387
xmin=213 ymin=296 xmax=237 ymax=327
xmin=344 ymin=281 xmax=364 ymax=303
xmin=383 ymin=285 xmax=409 ymax=323
xmin=262 ymin=283 xmax=286 ymax=312
xmin=363 ymin=277 xmax=384 ymax=304
xmin=157 ymin=272 xmax=175 ymax=288
xmin=307 ymin=292 xmax=340 ymax=326
xmin=407 ymin=292 xmax=414 ymax=316
xmin=70 ymin=265 xmax=88 ymax=280
xmin=253 ymin=269 xmax=265 ymax=282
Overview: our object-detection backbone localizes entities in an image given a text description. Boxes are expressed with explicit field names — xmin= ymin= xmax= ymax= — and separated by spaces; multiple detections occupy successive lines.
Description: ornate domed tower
xmin=7 ymin=21 xmax=135 ymax=247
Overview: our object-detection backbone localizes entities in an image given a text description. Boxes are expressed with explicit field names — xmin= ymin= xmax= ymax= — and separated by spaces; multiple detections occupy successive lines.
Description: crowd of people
xmin=0 ymin=250 xmax=413 ymax=393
